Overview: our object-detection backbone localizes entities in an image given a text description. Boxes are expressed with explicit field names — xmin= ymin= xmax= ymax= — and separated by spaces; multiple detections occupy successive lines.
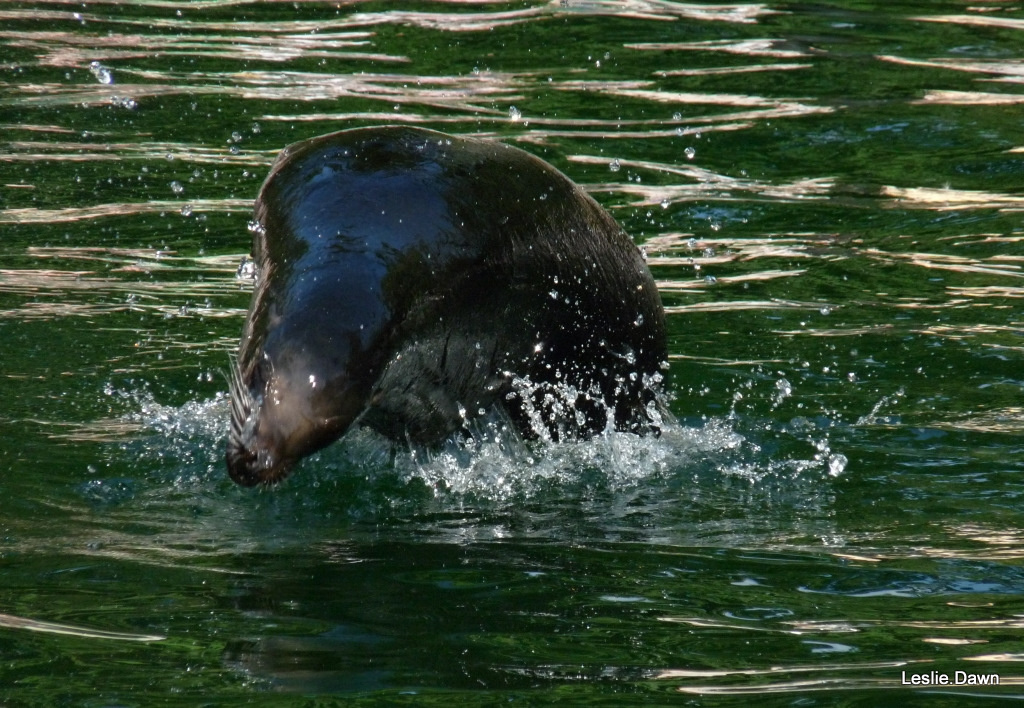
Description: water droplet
xmin=180 ymin=204 xmax=193 ymax=217
xmin=828 ymin=453 xmax=848 ymax=477
xmin=684 ymin=146 xmax=696 ymax=160
xmin=609 ymin=159 xmax=621 ymax=172
xmin=772 ymin=378 xmax=793 ymax=407
xmin=672 ymin=111 xmax=682 ymax=121
xmin=660 ymin=198 xmax=670 ymax=209
xmin=508 ymin=105 xmax=522 ymax=122
xmin=89 ymin=61 xmax=113 ymax=85
xmin=169 ymin=181 xmax=184 ymax=195
xmin=236 ymin=256 xmax=257 ymax=280
xmin=819 ymin=306 xmax=832 ymax=316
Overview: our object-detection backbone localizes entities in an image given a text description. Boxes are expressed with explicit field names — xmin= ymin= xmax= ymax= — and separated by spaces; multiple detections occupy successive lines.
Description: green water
xmin=2 ymin=0 xmax=1023 ymax=704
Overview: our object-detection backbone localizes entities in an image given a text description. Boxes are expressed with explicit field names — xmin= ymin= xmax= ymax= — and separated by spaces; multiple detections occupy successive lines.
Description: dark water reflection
xmin=2 ymin=0 xmax=1024 ymax=703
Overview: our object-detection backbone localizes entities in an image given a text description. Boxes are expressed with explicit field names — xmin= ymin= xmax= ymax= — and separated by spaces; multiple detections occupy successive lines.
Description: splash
xmin=105 ymin=367 xmax=850 ymax=511
xmin=112 ymin=375 xmax=694 ymax=499
xmin=855 ymin=387 xmax=905 ymax=426
xmin=68 ymin=375 xmax=853 ymax=551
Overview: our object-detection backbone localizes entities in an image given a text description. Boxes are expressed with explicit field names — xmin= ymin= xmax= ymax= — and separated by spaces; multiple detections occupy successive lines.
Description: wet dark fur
xmin=227 ymin=126 xmax=667 ymax=486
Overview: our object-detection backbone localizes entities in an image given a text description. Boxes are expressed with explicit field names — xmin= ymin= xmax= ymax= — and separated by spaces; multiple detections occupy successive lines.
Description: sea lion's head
xmin=225 ymin=330 xmax=379 ymax=486
xmin=225 ymin=130 xmax=401 ymax=486
xmin=224 ymin=234 xmax=389 ymax=487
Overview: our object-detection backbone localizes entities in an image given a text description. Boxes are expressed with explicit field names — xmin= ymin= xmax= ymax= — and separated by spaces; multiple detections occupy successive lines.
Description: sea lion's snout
xmin=226 ymin=438 xmax=292 ymax=487
xmin=226 ymin=361 xmax=354 ymax=486
xmin=226 ymin=364 xmax=294 ymax=486
xmin=225 ymin=407 xmax=294 ymax=487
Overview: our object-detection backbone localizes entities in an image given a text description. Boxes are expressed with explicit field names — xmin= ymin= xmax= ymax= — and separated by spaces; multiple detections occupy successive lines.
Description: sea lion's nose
xmin=226 ymin=445 xmax=294 ymax=487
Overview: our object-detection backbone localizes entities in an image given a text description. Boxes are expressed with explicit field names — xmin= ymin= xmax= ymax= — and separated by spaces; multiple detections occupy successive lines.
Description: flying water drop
xmin=89 ymin=61 xmax=113 ymax=85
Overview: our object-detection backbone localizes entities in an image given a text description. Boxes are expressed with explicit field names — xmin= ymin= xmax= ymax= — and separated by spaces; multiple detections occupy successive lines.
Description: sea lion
xmin=227 ymin=126 xmax=667 ymax=486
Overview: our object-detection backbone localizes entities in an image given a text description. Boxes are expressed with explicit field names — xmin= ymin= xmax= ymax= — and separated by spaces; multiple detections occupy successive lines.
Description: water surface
xmin=2 ymin=0 xmax=1024 ymax=704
